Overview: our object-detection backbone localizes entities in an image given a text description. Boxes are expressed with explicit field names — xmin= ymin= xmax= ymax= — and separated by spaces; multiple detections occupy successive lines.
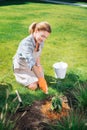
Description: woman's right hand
xmin=32 ymin=65 xmax=48 ymax=94
xmin=38 ymin=77 xmax=48 ymax=94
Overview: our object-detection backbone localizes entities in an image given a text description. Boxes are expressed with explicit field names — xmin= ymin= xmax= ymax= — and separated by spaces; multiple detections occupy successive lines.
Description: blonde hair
xmin=29 ymin=21 xmax=51 ymax=34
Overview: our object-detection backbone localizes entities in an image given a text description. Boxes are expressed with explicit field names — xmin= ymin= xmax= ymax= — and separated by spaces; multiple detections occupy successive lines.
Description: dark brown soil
xmin=13 ymin=96 xmax=70 ymax=130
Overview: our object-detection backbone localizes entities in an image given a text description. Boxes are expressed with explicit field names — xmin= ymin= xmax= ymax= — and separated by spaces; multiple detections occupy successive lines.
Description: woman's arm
xmin=36 ymin=57 xmax=44 ymax=77
xmin=36 ymin=57 xmax=41 ymax=66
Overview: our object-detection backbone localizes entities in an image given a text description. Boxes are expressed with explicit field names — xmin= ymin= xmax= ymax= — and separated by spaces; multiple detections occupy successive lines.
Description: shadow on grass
xmin=0 ymin=0 xmax=46 ymax=6
xmin=0 ymin=0 xmax=87 ymax=6
xmin=0 ymin=81 xmax=48 ymax=112
xmin=0 ymin=72 xmax=87 ymax=112
xmin=0 ymin=82 xmax=13 ymax=111
xmin=46 ymin=72 xmax=80 ymax=92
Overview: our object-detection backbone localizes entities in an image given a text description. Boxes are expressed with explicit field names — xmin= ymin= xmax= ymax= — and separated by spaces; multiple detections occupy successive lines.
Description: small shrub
xmin=51 ymin=96 xmax=62 ymax=113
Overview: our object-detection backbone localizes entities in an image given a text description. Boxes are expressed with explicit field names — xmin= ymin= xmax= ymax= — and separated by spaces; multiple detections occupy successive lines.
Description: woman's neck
xmin=33 ymin=32 xmax=40 ymax=51
xmin=35 ymin=42 xmax=39 ymax=51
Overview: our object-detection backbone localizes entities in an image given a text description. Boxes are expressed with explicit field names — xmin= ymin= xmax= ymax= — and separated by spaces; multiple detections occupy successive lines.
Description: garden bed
xmin=13 ymin=96 xmax=70 ymax=130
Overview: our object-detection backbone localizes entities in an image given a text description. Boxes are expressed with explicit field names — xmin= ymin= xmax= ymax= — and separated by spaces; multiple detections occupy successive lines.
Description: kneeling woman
xmin=13 ymin=21 xmax=52 ymax=94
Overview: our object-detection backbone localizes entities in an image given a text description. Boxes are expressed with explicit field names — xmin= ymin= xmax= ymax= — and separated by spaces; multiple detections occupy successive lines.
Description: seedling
xmin=51 ymin=96 xmax=62 ymax=113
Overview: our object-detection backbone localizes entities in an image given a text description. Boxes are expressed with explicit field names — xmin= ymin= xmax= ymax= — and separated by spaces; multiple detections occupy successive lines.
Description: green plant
xmin=50 ymin=110 xmax=87 ymax=130
xmin=51 ymin=96 xmax=62 ymax=113
xmin=72 ymin=81 xmax=87 ymax=109
xmin=0 ymin=88 xmax=20 ymax=130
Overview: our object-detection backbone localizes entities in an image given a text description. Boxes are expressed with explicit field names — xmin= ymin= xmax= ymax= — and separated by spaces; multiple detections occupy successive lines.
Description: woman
xmin=13 ymin=21 xmax=51 ymax=94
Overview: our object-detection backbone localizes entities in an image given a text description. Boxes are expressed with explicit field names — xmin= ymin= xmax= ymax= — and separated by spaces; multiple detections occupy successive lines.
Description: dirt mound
xmin=13 ymin=96 xmax=70 ymax=130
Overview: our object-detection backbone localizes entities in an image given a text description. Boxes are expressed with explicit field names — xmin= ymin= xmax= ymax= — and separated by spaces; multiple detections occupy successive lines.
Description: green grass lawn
xmin=0 ymin=0 xmax=87 ymax=115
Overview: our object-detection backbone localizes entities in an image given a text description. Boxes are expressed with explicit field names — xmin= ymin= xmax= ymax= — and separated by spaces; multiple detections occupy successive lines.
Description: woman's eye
xmin=41 ymin=35 xmax=46 ymax=39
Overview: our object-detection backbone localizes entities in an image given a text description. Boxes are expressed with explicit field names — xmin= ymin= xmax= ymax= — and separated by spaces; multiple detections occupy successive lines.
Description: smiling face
xmin=33 ymin=30 xmax=50 ymax=44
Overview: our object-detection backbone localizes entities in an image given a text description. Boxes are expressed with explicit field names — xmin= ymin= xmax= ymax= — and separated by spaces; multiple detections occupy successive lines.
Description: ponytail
xmin=29 ymin=22 xmax=37 ymax=34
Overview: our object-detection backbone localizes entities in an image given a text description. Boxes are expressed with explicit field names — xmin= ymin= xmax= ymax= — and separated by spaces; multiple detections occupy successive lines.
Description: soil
xmin=13 ymin=96 xmax=70 ymax=130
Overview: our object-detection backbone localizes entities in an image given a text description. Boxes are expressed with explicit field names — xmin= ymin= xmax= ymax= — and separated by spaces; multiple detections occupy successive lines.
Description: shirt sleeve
xmin=17 ymin=39 xmax=36 ymax=70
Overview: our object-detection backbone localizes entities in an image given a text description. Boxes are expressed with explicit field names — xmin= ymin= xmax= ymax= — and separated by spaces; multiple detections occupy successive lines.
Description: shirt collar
xmin=30 ymin=34 xmax=44 ymax=48
xmin=30 ymin=34 xmax=36 ymax=47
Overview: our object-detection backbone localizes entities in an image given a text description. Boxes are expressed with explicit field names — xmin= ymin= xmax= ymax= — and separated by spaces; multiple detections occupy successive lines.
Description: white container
xmin=53 ymin=62 xmax=68 ymax=79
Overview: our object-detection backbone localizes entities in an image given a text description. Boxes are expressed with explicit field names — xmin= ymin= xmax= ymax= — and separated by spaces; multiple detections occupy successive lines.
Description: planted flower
xmin=51 ymin=96 xmax=62 ymax=113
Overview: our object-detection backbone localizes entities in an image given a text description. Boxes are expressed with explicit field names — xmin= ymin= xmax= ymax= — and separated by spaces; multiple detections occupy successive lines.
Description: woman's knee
xmin=27 ymin=82 xmax=38 ymax=91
